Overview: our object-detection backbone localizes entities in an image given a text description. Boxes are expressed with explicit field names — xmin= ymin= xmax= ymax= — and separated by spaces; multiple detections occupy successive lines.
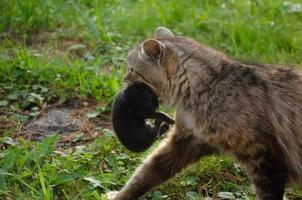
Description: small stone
xmin=27 ymin=108 xmax=80 ymax=140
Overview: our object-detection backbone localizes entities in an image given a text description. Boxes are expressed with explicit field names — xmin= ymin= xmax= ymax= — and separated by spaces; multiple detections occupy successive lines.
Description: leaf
xmin=96 ymin=105 xmax=110 ymax=113
xmin=117 ymin=153 xmax=129 ymax=160
xmin=31 ymin=106 xmax=40 ymax=111
xmin=181 ymin=175 xmax=198 ymax=186
xmin=31 ymin=134 xmax=59 ymax=160
xmin=218 ymin=192 xmax=235 ymax=199
xmin=86 ymin=111 xmax=100 ymax=118
xmin=51 ymin=173 xmax=82 ymax=186
xmin=32 ymin=84 xmax=40 ymax=90
xmin=7 ymin=92 xmax=19 ymax=100
xmin=151 ymin=191 xmax=163 ymax=200
xmin=29 ymin=111 xmax=40 ymax=117
xmin=3 ymin=137 xmax=18 ymax=146
xmin=100 ymin=173 xmax=117 ymax=185
xmin=282 ymin=2 xmax=301 ymax=13
xmin=104 ymin=155 xmax=117 ymax=170
xmin=54 ymin=78 xmax=64 ymax=87
xmin=71 ymin=133 xmax=84 ymax=142
xmin=11 ymin=113 xmax=29 ymax=123
xmin=84 ymin=177 xmax=103 ymax=188
xmin=30 ymin=93 xmax=44 ymax=101
xmin=84 ymin=52 xmax=95 ymax=62
xmin=67 ymin=44 xmax=86 ymax=51
xmin=0 ymin=100 xmax=8 ymax=107
xmin=2 ymin=148 xmax=21 ymax=170
xmin=40 ymin=86 xmax=49 ymax=93
xmin=102 ymin=128 xmax=114 ymax=137
xmin=186 ymin=191 xmax=201 ymax=200
xmin=74 ymin=145 xmax=85 ymax=154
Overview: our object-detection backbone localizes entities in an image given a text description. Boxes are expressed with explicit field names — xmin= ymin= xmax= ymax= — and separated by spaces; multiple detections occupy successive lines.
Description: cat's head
xmin=124 ymin=27 xmax=179 ymax=106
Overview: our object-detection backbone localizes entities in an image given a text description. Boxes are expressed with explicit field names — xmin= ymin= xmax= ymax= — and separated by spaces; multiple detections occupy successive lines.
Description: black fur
xmin=112 ymin=82 xmax=174 ymax=152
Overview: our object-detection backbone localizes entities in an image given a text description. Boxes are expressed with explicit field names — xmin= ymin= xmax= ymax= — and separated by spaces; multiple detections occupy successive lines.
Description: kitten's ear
xmin=142 ymin=39 xmax=164 ymax=64
xmin=154 ymin=27 xmax=174 ymax=38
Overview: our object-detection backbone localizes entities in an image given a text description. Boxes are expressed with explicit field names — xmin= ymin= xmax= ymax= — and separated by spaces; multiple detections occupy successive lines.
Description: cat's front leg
xmin=110 ymin=127 xmax=216 ymax=200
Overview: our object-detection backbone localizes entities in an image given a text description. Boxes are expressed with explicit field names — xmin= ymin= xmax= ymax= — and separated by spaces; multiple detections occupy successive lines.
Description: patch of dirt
xmin=0 ymin=30 xmax=88 ymax=60
xmin=17 ymin=101 xmax=112 ymax=145
xmin=27 ymin=108 xmax=81 ymax=136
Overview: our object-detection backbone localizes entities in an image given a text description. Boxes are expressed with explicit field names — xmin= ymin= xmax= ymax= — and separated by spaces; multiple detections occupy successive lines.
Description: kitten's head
xmin=124 ymin=82 xmax=159 ymax=116
xmin=125 ymin=27 xmax=178 ymax=106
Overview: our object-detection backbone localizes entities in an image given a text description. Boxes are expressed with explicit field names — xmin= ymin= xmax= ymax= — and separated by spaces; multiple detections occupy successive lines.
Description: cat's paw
xmin=107 ymin=191 xmax=119 ymax=200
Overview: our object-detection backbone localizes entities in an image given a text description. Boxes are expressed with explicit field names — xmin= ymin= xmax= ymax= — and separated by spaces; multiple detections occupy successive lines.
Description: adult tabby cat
xmin=108 ymin=27 xmax=302 ymax=200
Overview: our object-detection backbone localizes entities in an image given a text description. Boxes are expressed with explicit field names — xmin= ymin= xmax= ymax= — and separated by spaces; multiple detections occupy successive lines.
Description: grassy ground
xmin=1 ymin=0 xmax=302 ymax=199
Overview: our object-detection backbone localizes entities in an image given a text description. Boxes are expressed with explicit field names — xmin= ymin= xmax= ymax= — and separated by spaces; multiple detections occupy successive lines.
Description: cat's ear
xmin=154 ymin=27 xmax=174 ymax=38
xmin=142 ymin=39 xmax=164 ymax=64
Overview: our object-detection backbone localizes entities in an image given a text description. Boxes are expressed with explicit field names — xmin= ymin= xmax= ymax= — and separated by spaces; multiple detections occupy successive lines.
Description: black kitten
xmin=112 ymin=82 xmax=174 ymax=152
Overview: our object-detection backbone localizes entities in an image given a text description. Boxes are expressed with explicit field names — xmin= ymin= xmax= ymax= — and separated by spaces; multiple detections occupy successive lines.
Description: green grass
xmin=0 ymin=0 xmax=302 ymax=199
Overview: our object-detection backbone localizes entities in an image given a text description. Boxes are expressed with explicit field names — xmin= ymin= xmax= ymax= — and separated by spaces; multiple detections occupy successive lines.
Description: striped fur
xmin=110 ymin=27 xmax=302 ymax=200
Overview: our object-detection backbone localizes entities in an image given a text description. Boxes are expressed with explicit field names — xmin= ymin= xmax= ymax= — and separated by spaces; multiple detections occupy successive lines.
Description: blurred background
xmin=0 ymin=0 xmax=301 ymax=199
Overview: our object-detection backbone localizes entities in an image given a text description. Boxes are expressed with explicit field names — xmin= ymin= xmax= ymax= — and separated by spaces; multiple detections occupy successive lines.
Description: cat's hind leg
xmin=249 ymin=151 xmax=288 ymax=200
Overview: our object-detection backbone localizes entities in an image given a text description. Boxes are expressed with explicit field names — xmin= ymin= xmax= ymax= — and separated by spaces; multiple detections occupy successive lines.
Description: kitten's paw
xmin=107 ymin=191 xmax=119 ymax=200
xmin=159 ymin=123 xmax=170 ymax=136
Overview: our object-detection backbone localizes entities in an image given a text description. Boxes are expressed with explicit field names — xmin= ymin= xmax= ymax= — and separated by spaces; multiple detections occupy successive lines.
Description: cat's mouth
xmin=123 ymin=70 xmax=158 ymax=95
